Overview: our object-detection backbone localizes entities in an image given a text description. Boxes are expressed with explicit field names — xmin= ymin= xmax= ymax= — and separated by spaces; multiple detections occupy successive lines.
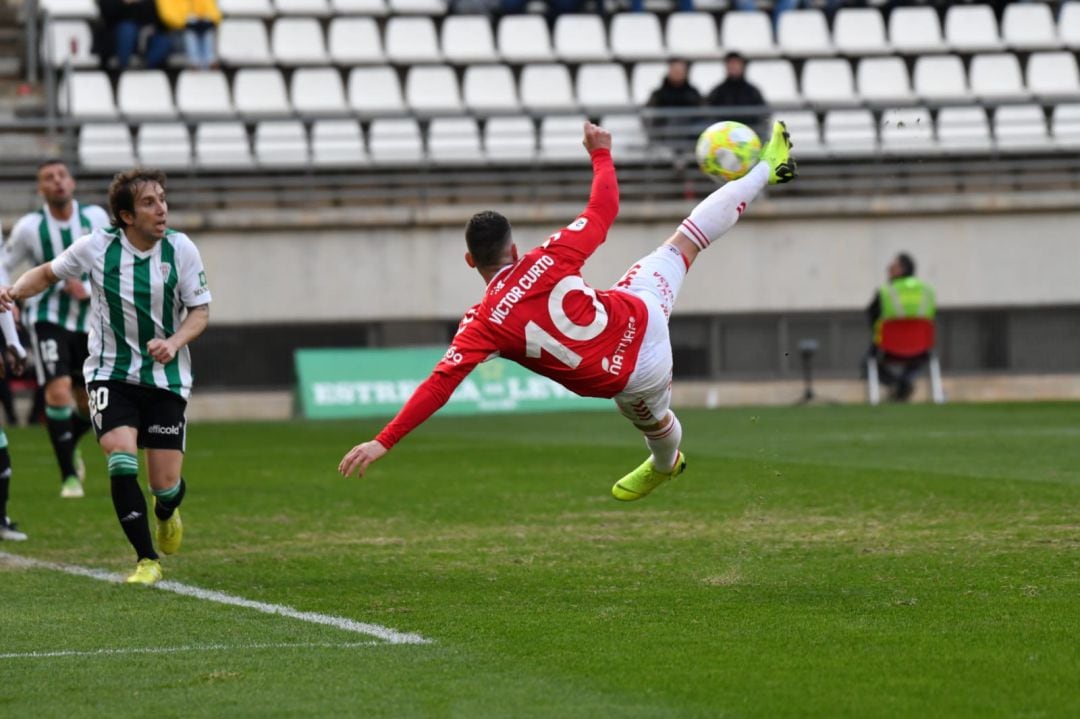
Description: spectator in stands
xmin=645 ymin=58 xmax=704 ymax=156
xmin=96 ymin=0 xmax=174 ymax=72
xmin=157 ymin=0 xmax=223 ymax=69
xmin=498 ymin=0 xmax=584 ymax=17
xmin=705 ymin=52 xmax=768 ymax=139
xmin=866 ymin=252 xmax=937 ymax=401
xmin=630 ymin=0 xmax=693 ymax=11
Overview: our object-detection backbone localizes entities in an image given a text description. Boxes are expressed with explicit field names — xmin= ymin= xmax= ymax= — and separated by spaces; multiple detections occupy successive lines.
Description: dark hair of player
xmin=896 ymin=252 xmax=916 ymax=277
xmin=36 ymin=157 xmax=68 ymax=173
xmin=465 ymin=211 xmax=513 ymax=269
xmin=108 ymin=168 xmax=168 ymax=228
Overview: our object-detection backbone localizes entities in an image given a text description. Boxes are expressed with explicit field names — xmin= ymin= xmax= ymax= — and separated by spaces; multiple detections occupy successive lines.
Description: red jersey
xmin=376 ymin=149 xmax=648 ymax=450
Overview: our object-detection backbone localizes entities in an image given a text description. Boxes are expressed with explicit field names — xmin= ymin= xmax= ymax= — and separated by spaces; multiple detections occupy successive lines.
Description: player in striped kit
xmin=3 ymin=159 xmax=110 ymax=498
xmin=0 ymin=168 xmax=212 ymax=584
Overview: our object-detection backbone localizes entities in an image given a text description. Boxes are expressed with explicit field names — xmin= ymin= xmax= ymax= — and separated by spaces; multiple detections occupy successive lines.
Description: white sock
xmin=643 ymin=412 xmax=682 ymax=473
xmin=678 ymin=161 xmax=769 ymax=251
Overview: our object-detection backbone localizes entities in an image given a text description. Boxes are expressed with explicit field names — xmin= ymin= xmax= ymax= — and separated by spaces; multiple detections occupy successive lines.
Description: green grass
xmin=2 ymin=403 xmax=1078 ymax=718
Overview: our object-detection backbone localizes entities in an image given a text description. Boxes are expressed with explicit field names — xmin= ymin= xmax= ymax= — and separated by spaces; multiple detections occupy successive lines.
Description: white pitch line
xmin=0 ymin=641 xmax=380 ymax=660
xmin=0 ymin=551 xmax=432 ymax=645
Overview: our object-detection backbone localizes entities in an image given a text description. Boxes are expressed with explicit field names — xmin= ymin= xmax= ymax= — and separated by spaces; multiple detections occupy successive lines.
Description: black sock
xmin=110 ymin=474 xmax=158 ymax=561
xmin=0 ymin=449 xmax=10 ymax=521
xmin=72 ymin=412 xmax=92 ymax=445
xmin=45 ymin=406 xmax=78 ymax=480
xmin=153 ymin=477 xmax=186 ymax=520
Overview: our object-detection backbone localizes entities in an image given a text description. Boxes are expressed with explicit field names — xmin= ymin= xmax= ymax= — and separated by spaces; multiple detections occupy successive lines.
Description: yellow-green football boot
xmin=125 ymin=558 xmax=163 ymax=585
xmin=612 ymin=452 xmax=687 ymax=502
xmin=759 ymin=120 xmax=797 ymax=185
xmin=152 ymin=497 xmax=183 ymax=555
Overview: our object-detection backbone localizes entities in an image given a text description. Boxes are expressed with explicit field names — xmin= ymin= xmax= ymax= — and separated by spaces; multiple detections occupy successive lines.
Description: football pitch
xmin=2 ymin=403 xmax=1077 ymax=718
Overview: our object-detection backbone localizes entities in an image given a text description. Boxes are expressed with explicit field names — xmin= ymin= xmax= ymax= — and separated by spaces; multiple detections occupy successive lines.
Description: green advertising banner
xmin=295 ymin=347 xmax=610 ymax=420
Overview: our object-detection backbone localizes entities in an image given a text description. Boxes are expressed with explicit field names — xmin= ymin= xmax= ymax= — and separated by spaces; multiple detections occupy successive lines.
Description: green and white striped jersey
xmin=3 ymin=201 xmax=110 ymax=333
xmin=51 ymin=227 xmax=212 ymax=399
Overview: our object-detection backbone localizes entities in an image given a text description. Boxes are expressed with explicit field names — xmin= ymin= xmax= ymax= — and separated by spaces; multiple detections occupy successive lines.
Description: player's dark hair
xmin=465 ymin=211 xmax=513 ymax=269
xmin=108 ymin=168 xmax=167 ymax=228
xmin=896 ymin=252 xmax=916 ymax=277
xmin=37 ymin=157 xmax=68 ymax=173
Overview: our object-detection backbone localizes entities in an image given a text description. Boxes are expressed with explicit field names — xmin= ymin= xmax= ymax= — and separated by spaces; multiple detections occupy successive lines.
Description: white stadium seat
xmin=255 ymin=120 xmax=309 ymax=167
xmin=666 ymin=13 xmax=720 ymax=60
xmin=233 ymin=68 xmax=292 ymax=117
xmin=274 ymin=0 xmax=329 ymax=15
xmin=913 ymin=55 xmax=970 ymax=103
xmin=328 ymin=17 xmax=384 ymax=64
xmin=554 ymin=14 xmax=610 ymax=63
xmin=368 ymin=118 xmax=424 ymax=165
xmin=388 ymin=0 xmax=447 ymax=14
xmin=79 ymin=124 xmax=134 ymax=170
xmin=38 ymin=0 xmax=97 ymax=18
xmin=385 ymin=17 xmax=441 ymax=64
xmin=801 ymin=59 xmax=858 ymax=107
xmin=272 ymin=18 xmax=328 ymax=65
xmin=969 ymin=53 xmax=1028 ymax=102
xmin=1061 ymin=3 xmax=1080 ymax=50
xmin=576 ymin=63 xmax=630 ymax=111
xmin=776 ymin=111 xmax=825 ymax=158
xmin=1002 ymin=3 xmax=1060 ymax=50
xmin=137 ymin=123 xmax=192 ymax=169
xmin=540 ymin=115 xmax=588 ymax=162
xmin=59 ymin=71 xmax=117 ymax=118
xmin=485 ymin=116 xmax=537 ymax=164
xmin=889 ymin=7 xmax=946 ymax=54
xmin=610 ymin=13 xmax=666 ymax=62
xmin=688 ymin=61 xmax=724 ymax=97
xmin=428 ymin=117 xmax=484 ymax=165
xmin=944 ymin=4 xmax=1003 ymax=53
xmin=347 ymin=66 xmax=405 ymax=115
xmin=218 ymin=19 xmax=273 ymax=65
xmin=311 ymin=119 xmax=367 ymax=166
xmin=720 ymin=11 xmax=778 ymax=57
xmin=520 ymin=64 xmax=576 ymax=112
xmin=600 ymin=114 xmax=649 ymax=162
xmin=405 ymin=65 xmax=464 ymax=114
xmin=196 ymin=122 xmax=254 ymax=169
xmin=218 ymin=0 xmax=274 ymax=17
xmin=442 ymin=16 xmax=499 ymax=64
xmin=462 ymin=65 xmax=520 ymax=113
xmin=331 ymin=0 xmax=385 ymax=12
xmin=856 ymin=57 xmax=915 ymax=106
xmin=778 ymin=9 xmax=835 ymax=57
xmin=44 ymin=20 xmax=97 ymax=68
xmin=937 ymin=107 xmax=992 ymax=154
xmin=498 ymin=16 xmax=554 ymax=63
xmin=631 ymin=62 xmax=668 ymax=105
xmin=1026 ymin=52 xmax=1080 ymax=101
xmin=1051 ymin=104 xmax=1080 ymax=148
xmin=823 ymin=109 xmax=877 ymax=156
xmin=994 ymin=105 xmax=1051 ymax=151
xmin=833 ymin=8 xmax=891 ymax=56
xmin=176 ymin=70 xmax=234 ymax=117
xmin=746 ymin=59 xmax=800 ymax=106
xmin=880 ymin=108 xmax=934 ymax=154
xmin=291 ymin=67 xmax=348 ymax=115
xmin=117 ymin=70 xmax=176 ymax=119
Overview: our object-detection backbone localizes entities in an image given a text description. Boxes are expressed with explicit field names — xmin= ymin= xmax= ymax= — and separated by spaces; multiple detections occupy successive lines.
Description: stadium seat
xmin=117 ymin=70 xmax=176 ymax=119
xmin=347 ymin=66 xmax=405 ymax=115
xmin=1026 ymin=52 xmax=1080 ymax=101
xmin=255 ymin=120 xmax=310 ymax=167
xmin=59 ymin=71 xmax=117 ymax=118
xmin=913 ymin=55 xmax=970 ymax=103
xmin=1061 ymin=3 xmax=1080 ymax=49
xmin=330 ymin=0 xmax=386 ymax=12
xmin=936 ymin=107 xmax=992 ymax=154
xmin=405 ymin=65 xmax=464 ymax=114
xmin=576 ymin=63 xmax=631 ymax=111
xmin=610 ymin=13 xmax=666 ymax=62
xmin=195 ymin=122 xmax=254 ymax=168
xmin=944 ymin=4 xmax=1003 ymax=53
xmin=520 ymin=64 xmax=576 ymax=112
xmin=833 ymin=8 xmax=891 ymax=56
xmin=385 ymin=17 xmax=441 ymax=64
xmin=43 ymin=20 xmax=97 ymax=68
xmin=856 ymin=57 xmax=915 ymax=106
xmin=328 ymin=17 xmax=384 ymax=64
xmin=218 ymin=0 xmax=275 ymax=17
xmin=775 ymin=111 xmax=825 ymax=158
xmin=720 ymin=11 xmax=779 ymax=58
xmin=540 ymin=115 xmax=589 ymax=162
xmin=442 ymin=16 xmax=499 ymax=64
xmin=272 ymin=18 xmax=328 ymax=65
xmin=823 ymin=109 xmax=877 ymax=156
xmin=599 ymin=114 xmax=650 ymax=162
xmin=1051 ymin=103 xmax=1080 ymax=148
xmin=994 ymin=105 xmax=1051 ymax=151
xmin=218 ymin=19 xmax=273 ymax=65
xmin=291 ymin=67 xmax=348 ymax=116
xmin=801 ymin=59 xmax=858 ymax=107
xmin=233 ymin=68 xmax=292 ymax=117
xmin=388 ymin=0 xmax=447 ymax=13
xmin=498 ymin=16 xmax=554 ymax=63
xmin=777 ymin=9 xmax=835 ymax=57
xmin=274 ymin=0 xmax=330 ymax=15
xmin=554 ymin=14 xmax=611 ymax=63
xmin=880 ymin=107 xmax=934 ymax=154
xmin=665 ymin=12 xmax=721 ymax=60
xmin=889 ymin=7 xmax=946 ymax=54
xmin=311 ymin=119 xmax=367 ymax=166
xmin=428 ymin=117 xmax=484 ymax=165
xmin=688 ymin=61 xmax=724 ymax=97
xmin=1002 ymin=3 xmax=1060 ymax=50
xmin=79 ymin=124 xmax=134 ymax=170
xmin=368 ymin=118 xmax=424 ymax=165
xmin=631 ymin=61 xmax=668 ymax=105
xmin=137 ymin=123 xmax=192 ymax=169
xmin=484 ymin=116 xmax=537 ymax=164
xmin=969 ymin=53 xmax=1028 ymax=102
xmin=462 ymin=65 xmax=519 ymax=113
xmin=746 ymin=59 xmax=800 ymax=106
xmin=176 ymin=70 xmax=234 ymax=117
xmin=38 ymin=0 xmax=97 ymax=18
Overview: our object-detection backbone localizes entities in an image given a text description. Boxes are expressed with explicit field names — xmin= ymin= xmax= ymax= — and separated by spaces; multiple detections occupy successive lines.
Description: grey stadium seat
xmin=823 ymin=109 xmax=877 ymax=156
xmin=196 ymin=122 xmax=255 ymax=169
xmin=889 ymin=7 xmax=946 ymax=54
xmin=778 ymin=9 xmax=835 ymax=57
xmin=520 ymin=64 xmax=577 ymax=112
xmin=348 ymin=66 xmax=405 ymax=115
xmin=328 ymin=17 xmax=384 ymax=65
xmin=856 ymin=57 xmax=915 ymax=106
xmin=405 ymin=65 xmax=464 ymax=114
xmin=554 ymin=14 xmax=610 ymax=63
xmin=1002 ymin=3 xmax=1060 ymax=51
xmin=969 ymin=53 xmax=1029 ymax=102
xmin=1026 ymin=52 xmax=1080 ymax=101
xmin=721 ymin=11 xmax=779 ymax=57
xmin=880 ymin=108 xmax=934 ymax=155
xmin=462 ymin=65 xmax=520 ymax=113
xmin=428 ymin=117 xmax=484 ymax=165
xmin=137 ymin=123 xmax=192 ymax=169
xmin=233 ymin=68 xmax=292 ymax=117
xmin=944 ymin=4 xmax=1003 ymax=53
xmin=610 ymin=13 xmax=665 ymax=62
xmin=746 ymin=59 xmax=801 ymax=106
xmin=311 ymin=119 xmax=367 ymax=166
xmin=368 ymin=118 xmax=424 ymax=165
xmin=442 ymin=16 xmax=499 ymax=64
xmin=385 ymin=17 xmax=442 ymax=64
xmin=631 ymin=61 xmax=668 ymax=106
xmin=540 ymin=115 xmax=589 ymax=162
xmin=937 ymin=107 xmax=992 ymax=154
xmin=498 ymin=16 xmax=554 ymax=63
xmin=117 ymin=70 xmax=176 ymax=120
xmin=913 ymin=55 xmax=971 ymax=104
xmin=274 ymin=0 xmax=330 ymax=15
xmin=485 ymin=116 xmax=537 ymax=164
xmin=665 ymin=12 xmax=721 ymax=60
xmin=218 ymin=0 xmax=274 ymax=16
xmin=176 ymin=70 xmax=234 ymax=118
xmin=575 ymin=63 xmax=631 ymax=112
xmin=801 ymin=59 xmax=858 ymax=107
xmin=59 ymin=71 xmax=117 ymax=118
xmin=272 ymin=17 xmax=329 ymax=65
xmin=218 ymin=19 xmax=273 ymax=65
xmin=255 ymin=120 xmax=310 ymax=167
xmin=79 ymin=124 xmax=134 ymax=170
xmin=44 ymin=20 xmax=97 ymax=68
xmin=833 ymin=8 xmax=892 ymax=56
xmin=291 ymin=67 xmax=348 ymax=116
xmin=994 ymin=105 xmax=1051 ymax=152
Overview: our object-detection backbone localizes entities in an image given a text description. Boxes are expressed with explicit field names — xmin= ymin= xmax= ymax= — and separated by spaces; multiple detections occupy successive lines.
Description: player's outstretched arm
xmin=0 ymin=262 xmax=60 ymax=311
xmin=581 ymin=122 xmax=619 ymax=230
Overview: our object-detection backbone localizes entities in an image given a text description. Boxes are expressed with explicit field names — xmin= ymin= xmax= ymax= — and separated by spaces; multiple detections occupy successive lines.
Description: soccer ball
xmin=695 ymin=121 xmax=762 ymax=182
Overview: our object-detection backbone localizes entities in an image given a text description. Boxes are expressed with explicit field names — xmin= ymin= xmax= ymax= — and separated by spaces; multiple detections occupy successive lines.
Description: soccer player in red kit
xmin=340 ymin=121 xmax=796 ymax=500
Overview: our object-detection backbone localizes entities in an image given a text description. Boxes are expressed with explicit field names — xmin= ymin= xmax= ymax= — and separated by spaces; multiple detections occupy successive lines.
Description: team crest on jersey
xmin=567 ymin=217 xmax=589 ymax=232
xmin=159 ymin=262 xmax=172 ymax=279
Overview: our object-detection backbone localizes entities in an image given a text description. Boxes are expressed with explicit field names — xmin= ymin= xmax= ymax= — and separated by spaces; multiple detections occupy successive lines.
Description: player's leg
xmin=612 ymin=390 xmax=687 ymax=502
xmin=0 ymin=426 xmax=27 ymax=541
xmin=69 ymin=333 xmax=93 ymax=483
xmin=36 ymin=324 xmax=83 ymax=497
xmin=142 ymin=390 xmax=188 ymax=556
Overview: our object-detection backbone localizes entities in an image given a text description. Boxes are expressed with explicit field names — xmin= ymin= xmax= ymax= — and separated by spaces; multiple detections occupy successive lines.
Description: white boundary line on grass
xmin=0 ymin=641 xmax=380 ymax=660
xmin=0 ymin=551 xmax=432 ymax=646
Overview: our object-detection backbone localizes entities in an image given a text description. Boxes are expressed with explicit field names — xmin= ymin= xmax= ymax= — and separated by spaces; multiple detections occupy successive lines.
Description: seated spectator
xmin=705 ymin=52 xmax=768 ymax=138
xmin=867 ymin=252 xmax=937 ymax=401
xmin=97 ymin=0 xmax=174 ymax=72
xmin=645 ymin=58 xmax=703 ymax=155
xmin=158 ymin=0 xmax=222 ymax=69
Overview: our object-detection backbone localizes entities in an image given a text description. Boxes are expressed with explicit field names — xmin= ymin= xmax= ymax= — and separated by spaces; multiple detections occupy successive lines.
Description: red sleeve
xmin=543 ymin=148 xmax=619 ymax=261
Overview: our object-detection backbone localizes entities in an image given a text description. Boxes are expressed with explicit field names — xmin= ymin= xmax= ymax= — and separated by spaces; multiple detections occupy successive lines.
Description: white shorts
xmin=610 ymin=244 xmax=688 ymax=426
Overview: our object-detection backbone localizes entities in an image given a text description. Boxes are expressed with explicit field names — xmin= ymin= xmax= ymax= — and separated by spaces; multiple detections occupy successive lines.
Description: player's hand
xmin=1 ymin=347 xmax=26 ymax=378
xmin=582 ymin=122 xmax=612 ymax=153
xmin=339 ymin=440 xmax=388 ymax=478
xmin=147 ymin=338 xmax=179 ymax=364
xmin=0 ymin=286 xmax=16 ymax=313
xmin=62 ymin=278 xmax=90 ymax=301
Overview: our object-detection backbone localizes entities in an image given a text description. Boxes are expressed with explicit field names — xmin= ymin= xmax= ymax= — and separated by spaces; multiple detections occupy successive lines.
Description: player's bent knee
xmin=107 ymin=451 xmax=139 ymax=478
xmin=99 ymin=427 xmax=138 ymax=455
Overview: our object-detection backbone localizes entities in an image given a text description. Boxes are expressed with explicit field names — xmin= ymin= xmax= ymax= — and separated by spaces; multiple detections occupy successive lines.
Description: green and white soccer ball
xmin=695 ymin=121 xmax=762 ymax=182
